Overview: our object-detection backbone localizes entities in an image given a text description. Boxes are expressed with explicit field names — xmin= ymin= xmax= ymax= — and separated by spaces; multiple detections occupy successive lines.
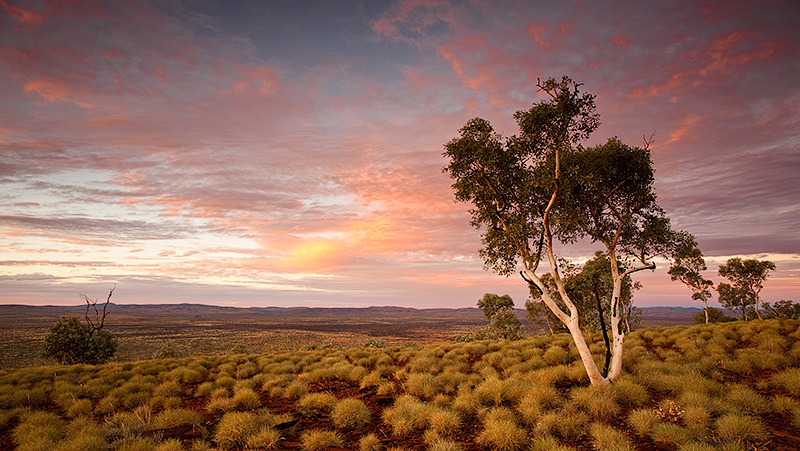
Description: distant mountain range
xmin=0 ymin=303 xmax=703 ymax=327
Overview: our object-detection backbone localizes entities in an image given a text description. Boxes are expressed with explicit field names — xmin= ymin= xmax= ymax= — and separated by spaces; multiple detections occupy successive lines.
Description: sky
xmin=1 ymin=0 xmax=798 ymax=310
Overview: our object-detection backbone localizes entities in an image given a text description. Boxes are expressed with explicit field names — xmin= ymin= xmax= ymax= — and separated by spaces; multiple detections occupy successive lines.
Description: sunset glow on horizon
xmin=1 ymin=0 xmax=798 ymax=309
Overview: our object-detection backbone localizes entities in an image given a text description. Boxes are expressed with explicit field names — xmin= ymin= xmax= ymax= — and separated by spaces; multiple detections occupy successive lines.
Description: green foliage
xmin=763 ymin=300 xmax=800 ymax=319
xmin=40 ymin=317 xmax=118 ymax=365
xmin=443 ymin=76 xmax=682 ymax=385
xmin=717 ymin=257 xmax=776 ymax=320
xmin=477 ymin=293 xmax=515 ymax=320
xmin=694 ymin=307 xmax=735 ymax=324
xmin=669 ymin=237 xmax=714 ymax=322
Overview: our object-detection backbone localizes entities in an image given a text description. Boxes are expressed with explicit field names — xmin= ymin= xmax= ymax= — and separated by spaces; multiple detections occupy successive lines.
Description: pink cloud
xmin=526 ymin=23 xmax=554 ymax=51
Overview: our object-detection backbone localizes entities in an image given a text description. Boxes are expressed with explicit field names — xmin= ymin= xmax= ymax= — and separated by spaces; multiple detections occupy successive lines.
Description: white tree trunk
xmin=523 ymin=269 xmax=609 ymax=385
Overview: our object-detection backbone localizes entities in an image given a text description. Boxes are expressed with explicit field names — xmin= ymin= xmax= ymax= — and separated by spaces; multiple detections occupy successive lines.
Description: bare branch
xmin=81 ymin=285 xmax=115 ymax=337
xmin=642 ymin=129 xmax=656 ymax=149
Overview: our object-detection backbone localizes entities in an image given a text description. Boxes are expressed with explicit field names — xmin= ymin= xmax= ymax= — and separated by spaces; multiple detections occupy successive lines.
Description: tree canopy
xmin=669 ymin=237 xmax=714 ymax=323
xmin=717 ymin=257 xmax=776 ymax=320
xmin=443 ymin=76 xmax=683 ymax=384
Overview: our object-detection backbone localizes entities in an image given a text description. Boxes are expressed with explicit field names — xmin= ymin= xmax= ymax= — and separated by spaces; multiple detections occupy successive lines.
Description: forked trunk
xmin=524 ymin=268 xmax=610 ymax=385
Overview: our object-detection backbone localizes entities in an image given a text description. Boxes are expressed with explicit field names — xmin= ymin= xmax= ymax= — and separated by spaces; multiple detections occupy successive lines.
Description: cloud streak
xmin=1 ymin=0 xmax=798 ymax=308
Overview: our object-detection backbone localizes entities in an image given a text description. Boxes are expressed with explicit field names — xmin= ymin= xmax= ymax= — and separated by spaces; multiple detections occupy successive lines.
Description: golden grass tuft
xmin=299 ymin=429 xmax=344 ymax=451
xmin=330 ymin=397 xmax=372 ymax=429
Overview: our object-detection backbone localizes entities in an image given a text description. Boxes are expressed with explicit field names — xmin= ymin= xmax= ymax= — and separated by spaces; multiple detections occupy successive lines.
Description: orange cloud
xmin=699 ymin=30 xmax=778 ymax=76
xmin=23 ymin=77 xmax=93 ymax=107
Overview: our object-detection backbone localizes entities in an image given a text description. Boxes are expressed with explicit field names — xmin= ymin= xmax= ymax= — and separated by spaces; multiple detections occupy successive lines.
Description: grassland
xmin=2 ymin=318 xmax=800 ymax=450
xmin=0 ymin=304 xmax=699 ymax=369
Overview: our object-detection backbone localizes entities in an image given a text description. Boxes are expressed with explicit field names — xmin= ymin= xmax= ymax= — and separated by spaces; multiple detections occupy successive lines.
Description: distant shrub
xmin=40 ymin=316 xmax=118 ymax=364
xmin=364 ymin=338 xmax=388 ymax=348
xmin=152 ymin=341 xmax=182 ymax=359
xmin=693 ymin=307 xmax=735 ymax=324
xmin=230 ymin=344 xmax=248 ymax=354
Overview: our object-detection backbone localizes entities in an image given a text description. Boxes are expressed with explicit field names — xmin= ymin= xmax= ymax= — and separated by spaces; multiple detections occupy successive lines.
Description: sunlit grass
xmin=1 ymin=318 xmax=799 ymax=450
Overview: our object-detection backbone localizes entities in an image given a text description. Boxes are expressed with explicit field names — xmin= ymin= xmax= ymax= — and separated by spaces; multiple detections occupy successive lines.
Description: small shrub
xmin=650 ymin=423 xmax=691 ymax=446
xmin=714 ymin=413 xmax=770 ymax=445
xmin=297 ymin=393 xmax=337 ymax=417
xmin=590 ymin=421 xmax=635 ymax=451
xmin=543 ymin=345 xmax=569 ymax=366
xmin=152 ymin=408 xmax=205 ymax=431
xmin=232 ymin=387 xmax=261 ymax=410
xmin=358 ymin=433 xmax=382 ymax=451
xmin=404 ymin=372 xmax=442 ymax=399
xmin=331 ymin=398 xmax=371 ymax=429
xmin=155 ymin=439 xmax=185 ymax=451
xmin=427 ymin=437 xmax=463 ymax=451
xmin=246 ymin=426 xmax=283 ymax=449
xmin=381 ymin=395 xmax=429 ymax=436
xmin=40 ymin=317 xmax=117 ymax=364
xmin=428 ymin=407 xmax=461 ymax=435
xmin=476 ymin=410 xmax=527 ymax=451
xmin=534 ymin=408 xmax=588 ymax=440
xmin=300 ymin=429 xmax=344 ymax=451
xmin=154 ymin=381 xmax=183 ymax=398
xmin=611 ymin=378 xmax=649 ymax=407
xmin=628 ymin=408 xmax=659 ymax=436
xmin=570 ymin=384 xmax=620 ymax=419
xmin=66 ymin=398 xmax=94 ymax=418
xmin=104 ymin=411 xmax=145 ymax=442
xmin=724 ymin=385 xmax=770 ymax=416
xmin=771 ymin=368 xmax=800 ymax=397
xmin=283 ymin=380 xmax=309 ymax=399
xmin=13 ymin=411 xmax=64 ymax=448
xmin=214 ymin=411 xmax=261 ymax=449
xmin=230 ymin=344 xmax=248 ymax=354
xmin=529 ymin=434 xmax=576 ymax=451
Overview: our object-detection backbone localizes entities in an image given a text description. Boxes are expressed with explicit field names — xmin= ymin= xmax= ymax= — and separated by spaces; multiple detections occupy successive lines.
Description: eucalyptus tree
xmin=717 ymin=257 xmax=776 ymax=320
xmin=443 ymin=76 xmax=682 ymax=384
xmin=477 ymin=293 xmax=515 ymax=320
xmin=669 ymin=237 xmax=714 ymax=323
